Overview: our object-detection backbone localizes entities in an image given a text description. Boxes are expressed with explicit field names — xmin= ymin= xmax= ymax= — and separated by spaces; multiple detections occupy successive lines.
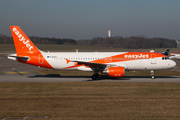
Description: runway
xmin=1 ymin=56 xmax=180 ymax=82
xmin=0 ymin=74 xmax=180 ymax=82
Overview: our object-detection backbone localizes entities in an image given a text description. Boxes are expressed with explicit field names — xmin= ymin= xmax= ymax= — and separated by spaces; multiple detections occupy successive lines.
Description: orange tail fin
xmin=10 ymin=26 xmax=40 ymax=54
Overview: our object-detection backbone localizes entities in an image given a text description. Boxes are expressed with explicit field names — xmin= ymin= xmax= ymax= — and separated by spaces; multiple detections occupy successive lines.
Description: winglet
xmin=65 ymin=58 xmax=71 ymax=64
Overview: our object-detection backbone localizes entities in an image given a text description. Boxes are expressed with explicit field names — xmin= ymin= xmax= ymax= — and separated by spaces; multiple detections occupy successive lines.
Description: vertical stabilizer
xmin=161 ymin=49 xmax=170 ymax=56
xmin=10 ymin=26 xmax=40 ymax=54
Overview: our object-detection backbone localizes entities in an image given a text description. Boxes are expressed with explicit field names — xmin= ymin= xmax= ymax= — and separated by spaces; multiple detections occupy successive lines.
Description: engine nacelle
xmin=103 ymin=67 xmax=125 ymax=77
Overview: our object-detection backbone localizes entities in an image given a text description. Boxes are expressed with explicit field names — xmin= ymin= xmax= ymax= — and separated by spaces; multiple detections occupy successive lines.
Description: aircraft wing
xmin=65 ymin=58 xmax=120 ymax=68
xmin=71 ymin=60 xmax=107 ymax=67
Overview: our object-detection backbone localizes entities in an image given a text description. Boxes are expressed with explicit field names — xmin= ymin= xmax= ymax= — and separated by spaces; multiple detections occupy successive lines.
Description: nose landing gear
xmin=151 ymin=70 xmax=155 ymax=79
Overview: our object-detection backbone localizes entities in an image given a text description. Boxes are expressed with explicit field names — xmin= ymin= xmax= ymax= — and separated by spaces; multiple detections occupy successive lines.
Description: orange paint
xmin=10 ymin=26 xmax=53 ymax=69
xmin=62 ymin=52 xmax=166 ymax=70
xmin=108 ymin=67 xmax=125 ymax=77
xmin=65 ymin=58 xmax=71 ymax=64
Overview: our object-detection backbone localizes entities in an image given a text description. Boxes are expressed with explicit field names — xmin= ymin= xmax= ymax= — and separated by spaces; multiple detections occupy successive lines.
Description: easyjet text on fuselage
xmin=124 ymin=54 xmax=149 ymax=58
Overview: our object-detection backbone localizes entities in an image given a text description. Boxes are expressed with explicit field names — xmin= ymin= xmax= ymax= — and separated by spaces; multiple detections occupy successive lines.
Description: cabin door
xmin=151 ymin=54 xmax=156 ymax=64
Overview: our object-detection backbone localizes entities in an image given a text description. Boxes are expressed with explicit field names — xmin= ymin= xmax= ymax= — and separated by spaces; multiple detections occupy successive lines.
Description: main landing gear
xmin=151 ymin=70 xmax=155 ymax=79
xmin=92 ymin=73 xmax=99 ymax=80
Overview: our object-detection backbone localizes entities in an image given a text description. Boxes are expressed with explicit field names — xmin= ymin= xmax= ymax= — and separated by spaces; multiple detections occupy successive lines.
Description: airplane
xmin=7 ymin=26 xmax=176 ymax=79
xmin=161 ymin=49 xmax=180 ymax=60
xmin=161 ymin=49 xmax=170 ymax=56
xmin=169 ymin=52 xmax=180 ymax=60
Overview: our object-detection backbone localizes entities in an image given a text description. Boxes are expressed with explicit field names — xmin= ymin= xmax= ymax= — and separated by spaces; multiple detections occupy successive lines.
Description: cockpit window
xmin=162 ymin=57 xmax=169 ymax=60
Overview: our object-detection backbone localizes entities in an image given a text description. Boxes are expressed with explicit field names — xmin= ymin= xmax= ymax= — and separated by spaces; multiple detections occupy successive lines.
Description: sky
xmin=0 ymin=0 xmax=180 ymax=40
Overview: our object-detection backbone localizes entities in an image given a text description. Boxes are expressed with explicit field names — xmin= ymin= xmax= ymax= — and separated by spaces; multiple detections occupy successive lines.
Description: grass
xmin=0 ymin=82 xmax=180 ymax=120
xmin=35 ymin=69 xmax=180 ymax=77
xmin=1 ymin=44 xmax=180 ymax=52
xmin=1 ymin=44 xmax=180 ymax=119
xmin=0 ymin=44 xmax=15 ymax=52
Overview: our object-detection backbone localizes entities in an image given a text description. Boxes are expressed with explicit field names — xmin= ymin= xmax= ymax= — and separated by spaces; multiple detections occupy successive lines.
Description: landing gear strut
xmin=92 ymin=73 xmax=99 ymax=80
xmin=151 ymin=70 xmax=155 ymax=79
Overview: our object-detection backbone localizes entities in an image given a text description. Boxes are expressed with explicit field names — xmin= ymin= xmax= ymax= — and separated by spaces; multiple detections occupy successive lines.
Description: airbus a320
xmin=8 ymin=26 xmax=176 ymax=80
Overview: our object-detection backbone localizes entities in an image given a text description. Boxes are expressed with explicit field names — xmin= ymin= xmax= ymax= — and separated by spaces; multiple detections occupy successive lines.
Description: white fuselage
xmin=41 ymin=52 xmax=176 ymax=71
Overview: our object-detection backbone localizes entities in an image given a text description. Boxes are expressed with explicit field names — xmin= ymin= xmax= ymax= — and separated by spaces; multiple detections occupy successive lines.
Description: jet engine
xmin=102 ymin=67 xmax=125 ymax=77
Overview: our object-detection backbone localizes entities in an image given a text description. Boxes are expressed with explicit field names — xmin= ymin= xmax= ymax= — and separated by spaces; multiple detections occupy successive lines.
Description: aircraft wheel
xmin=92 ymin=74 xmax=99 ymax=80
xmin=150 ymin=70 xmax=155 ymax=79
xmin=92 ymin=75 xmax=97 ymax=80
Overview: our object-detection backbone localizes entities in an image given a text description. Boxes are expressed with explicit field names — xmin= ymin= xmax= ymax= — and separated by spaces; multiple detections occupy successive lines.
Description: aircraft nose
xmin=170 ymin=60 xmax=176 ymax=68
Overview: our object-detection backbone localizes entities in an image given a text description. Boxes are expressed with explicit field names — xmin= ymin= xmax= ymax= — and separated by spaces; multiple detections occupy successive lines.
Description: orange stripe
xmin=62 ymin=52 xmax=166 ymax=69
xmin=17 ymin=52 xmax=53 ymax=69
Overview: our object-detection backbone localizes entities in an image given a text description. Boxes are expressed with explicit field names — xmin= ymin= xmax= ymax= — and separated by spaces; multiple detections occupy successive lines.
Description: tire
xmin=92 ymin=75 xmax=97 ymax=80
xmin=151 ymin=76 xmax=155 ymax=79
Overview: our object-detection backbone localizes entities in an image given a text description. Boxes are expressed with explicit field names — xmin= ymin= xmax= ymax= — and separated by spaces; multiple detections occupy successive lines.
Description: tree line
xmin=0 ymin=34 xmax=76 ymax=45
xmin=76 ymin=36 xmax=177 ymax=49
xmin=0 ymin=34 xmax=177 ymax=49
xmin=29 ymin=36 xmax=76 ymax=44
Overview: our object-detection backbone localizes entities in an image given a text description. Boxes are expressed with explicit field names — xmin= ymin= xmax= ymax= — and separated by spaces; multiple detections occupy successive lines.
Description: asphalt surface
xmin=0 ymin=75 xmax=180 ymax=82
xmin=0 ymin=56 xmax=180 ymax=82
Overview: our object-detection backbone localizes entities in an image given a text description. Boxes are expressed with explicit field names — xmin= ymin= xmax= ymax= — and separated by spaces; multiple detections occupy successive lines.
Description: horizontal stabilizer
xmin=7 ymin=54 xmax=30 ymax=61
